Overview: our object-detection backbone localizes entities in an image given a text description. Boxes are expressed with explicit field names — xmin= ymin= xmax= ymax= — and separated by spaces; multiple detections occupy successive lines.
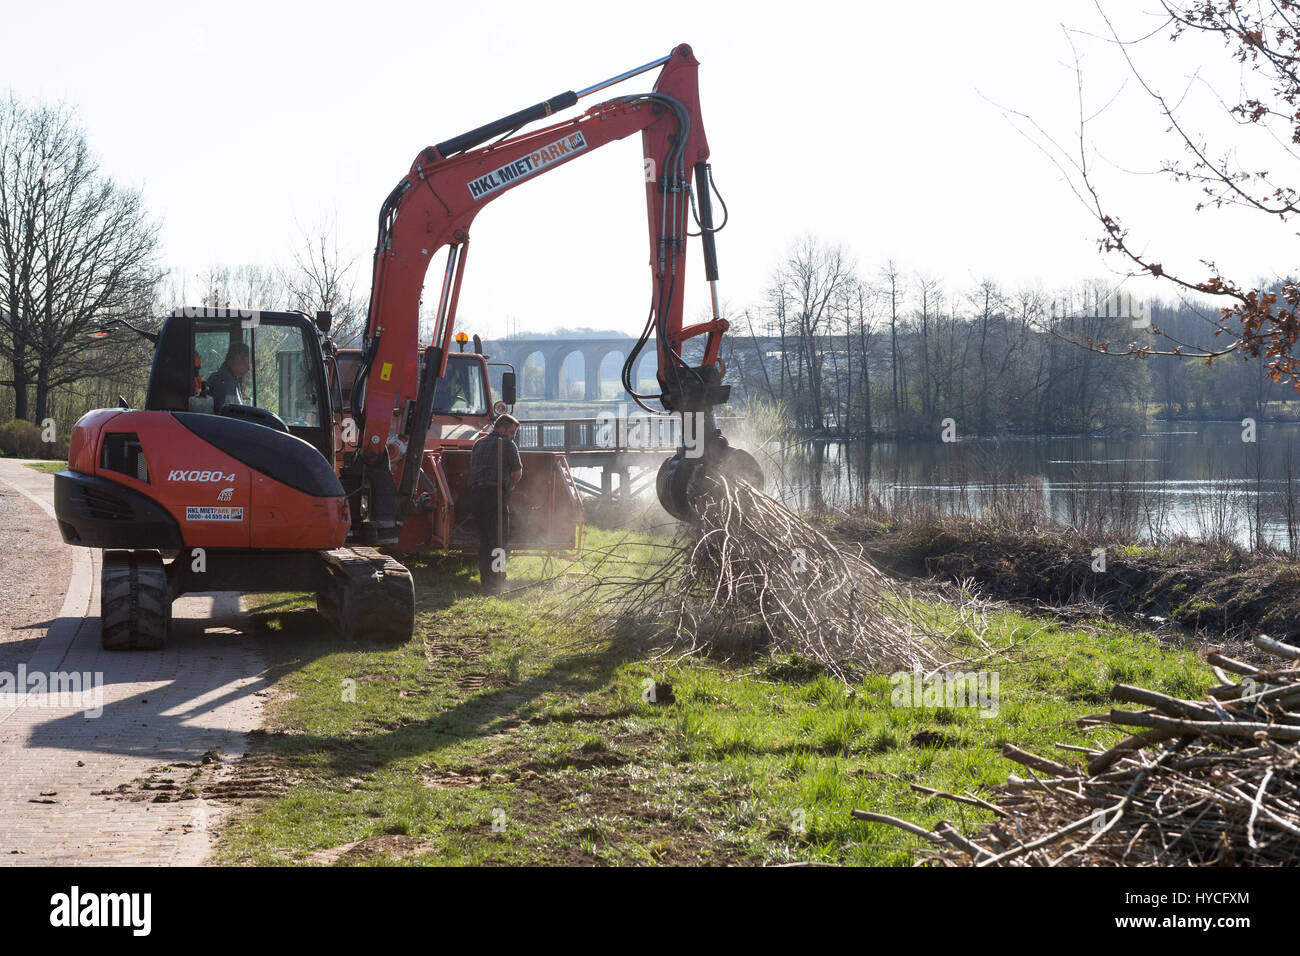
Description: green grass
xmin=212 ymin=528 xmax=1213 ymax=866
xmin=24 ymin=460 xmax=63 ymax=474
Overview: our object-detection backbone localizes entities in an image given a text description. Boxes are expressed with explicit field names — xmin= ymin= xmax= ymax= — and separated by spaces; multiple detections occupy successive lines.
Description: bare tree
xmin=880 ymin=260 xmax=905 ymax=431
xmin=968 ymin=279 xmax=1004 ymax=432
xmin=913 ymin=273 xmax=943 ymax=426
xmin=767 ymin=236 xmax=857 ymax=432
xmin=0 ymin=96 xmax=161 ymax=422
xmin=195 ymin=263 xmax=281 ymax=312
xmin=280 ymin=217 xmax=364 ymax=344
xmin=1056 ymin=3 xmax=1300 ymax=386
xmin=851 ymin=283 xmax=878 ymax=439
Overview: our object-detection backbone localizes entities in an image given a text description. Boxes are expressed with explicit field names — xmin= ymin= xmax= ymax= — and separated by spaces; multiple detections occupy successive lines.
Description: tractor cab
xmin=146 ymin=308 xmax=337 ymax=463
xmin=332 ymin=347 xmax=511 ymax=448
xmin=432 ymin=353 xmax=488 ymax=418
xmin=428 ymin=352 xmax=496 ymax=442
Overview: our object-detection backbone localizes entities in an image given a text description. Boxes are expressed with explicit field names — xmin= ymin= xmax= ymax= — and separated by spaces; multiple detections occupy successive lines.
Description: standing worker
xmin=469 ymin=414 xmax=523 ymax=592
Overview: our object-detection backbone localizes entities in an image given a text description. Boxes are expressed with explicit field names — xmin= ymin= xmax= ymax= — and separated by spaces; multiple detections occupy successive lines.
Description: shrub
xmin=0 ymin=420 xmax=69 ymax=460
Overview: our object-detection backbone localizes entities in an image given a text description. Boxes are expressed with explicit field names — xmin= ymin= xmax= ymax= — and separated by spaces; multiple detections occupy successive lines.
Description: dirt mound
xmin=308 ymin=835 xmax=430 ymax=866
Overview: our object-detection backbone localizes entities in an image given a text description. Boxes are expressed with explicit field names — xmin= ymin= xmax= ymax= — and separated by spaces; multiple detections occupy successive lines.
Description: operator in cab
xmin=207 ymin=342 xmax=250 ymax=413
xmin=469 ymin=413 xmax=523 ymax=593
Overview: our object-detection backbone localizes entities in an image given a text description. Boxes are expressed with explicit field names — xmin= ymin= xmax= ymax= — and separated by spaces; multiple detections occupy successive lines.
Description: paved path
xmin=0 ymin=460 xmax=266 ymax=865
xmin=0 ymin=464 xmax=71 ymax=674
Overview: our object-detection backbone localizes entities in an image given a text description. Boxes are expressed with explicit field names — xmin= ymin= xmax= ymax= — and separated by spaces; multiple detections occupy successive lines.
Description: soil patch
xmin=308 ymin=834 xmax=431 ymax=865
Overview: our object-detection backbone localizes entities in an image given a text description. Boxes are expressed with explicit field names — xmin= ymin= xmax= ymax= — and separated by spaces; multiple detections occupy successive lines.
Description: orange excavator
xmin=53 ymin=42 xmax=761 ymax=648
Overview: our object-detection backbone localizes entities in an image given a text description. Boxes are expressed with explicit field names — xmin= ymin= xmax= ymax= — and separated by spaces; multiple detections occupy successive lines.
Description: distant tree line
xmin=0 ymin=95 xmax=364 ymax=436
xmin=719 ymin=237 xmax=1296 ymax=439
xmin=0 ymin=96 xmax=160 ymax=428
xmin=2 ymin=93 xmax=1292 ymax=442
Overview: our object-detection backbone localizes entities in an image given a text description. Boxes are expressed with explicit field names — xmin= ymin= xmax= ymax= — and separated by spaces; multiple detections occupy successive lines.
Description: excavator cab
xmin=147 ymin=309 xmax=337 ymax=463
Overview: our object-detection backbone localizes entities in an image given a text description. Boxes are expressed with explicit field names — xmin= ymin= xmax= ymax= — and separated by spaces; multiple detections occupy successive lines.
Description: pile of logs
xmin=858 ymin=633 xmax=1300 ymax=865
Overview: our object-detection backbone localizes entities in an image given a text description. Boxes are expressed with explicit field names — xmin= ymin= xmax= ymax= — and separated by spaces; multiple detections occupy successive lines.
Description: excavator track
xmin=100 ymin=550 xmax=171 ymax=650
xmin=316 ymin=547 xmax=415 ymax=643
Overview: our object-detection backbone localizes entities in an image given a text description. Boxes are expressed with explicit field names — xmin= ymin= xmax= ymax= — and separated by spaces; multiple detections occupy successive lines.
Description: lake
xmin=760 ymin=421 xmax=1300 ymax=550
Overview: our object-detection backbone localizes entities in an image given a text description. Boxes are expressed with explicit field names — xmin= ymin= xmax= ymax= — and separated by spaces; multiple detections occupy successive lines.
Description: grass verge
xmin=212 ymin=528 xmax=1212 ymax=866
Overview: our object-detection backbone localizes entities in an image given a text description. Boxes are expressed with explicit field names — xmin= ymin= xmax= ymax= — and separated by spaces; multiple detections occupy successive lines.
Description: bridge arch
xmin=589 ymin=344 xmax=626 ymax=402
xmin=547 ymin=345 xmax=585 ymax=402
xmin=483 ymin=337 xmax=670 ymax=403
xmin=631 ymin=346 xmax=656 ymax=395
xmin=592 ymin=345 xmax=657 ymax=402
xmin=516 ymin=348 xmax=546 ymax=401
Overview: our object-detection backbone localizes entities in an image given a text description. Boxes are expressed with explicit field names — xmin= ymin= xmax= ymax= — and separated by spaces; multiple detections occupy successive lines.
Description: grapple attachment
xmin=656 ymin=436 xmax=763 ymax=521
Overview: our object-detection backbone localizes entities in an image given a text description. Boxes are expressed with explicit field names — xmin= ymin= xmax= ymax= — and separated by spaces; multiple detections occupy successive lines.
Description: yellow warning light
xmin=455 ymin=332 xmax=468 ymax=343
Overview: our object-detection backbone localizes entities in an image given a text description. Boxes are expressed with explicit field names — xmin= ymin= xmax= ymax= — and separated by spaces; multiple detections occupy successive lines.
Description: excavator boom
xmin=349 ymin=43 xmax=755 ymax=536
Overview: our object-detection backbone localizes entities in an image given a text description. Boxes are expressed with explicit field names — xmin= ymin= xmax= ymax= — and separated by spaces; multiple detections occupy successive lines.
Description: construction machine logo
xmin=217 ymin=487 xmax=234 ymax=502
xmin=185 ymin=506 xmax=243 ymax=522
xmin=168 ymin=469 xmax=236 ymax=483
xmin=467 ymin=131 xmax=588 ymax=200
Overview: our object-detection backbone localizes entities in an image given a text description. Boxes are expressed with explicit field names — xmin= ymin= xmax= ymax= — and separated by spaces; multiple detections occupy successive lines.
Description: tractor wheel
xmin=100 ymin=550 xmax=171 ymax=650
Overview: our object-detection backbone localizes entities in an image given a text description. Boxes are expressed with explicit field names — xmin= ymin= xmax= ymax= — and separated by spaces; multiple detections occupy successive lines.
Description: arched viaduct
xmin=480 ymin=333 xmax=850 ymax=402
xmin=481 ymin=337 xmax=657 ymax=402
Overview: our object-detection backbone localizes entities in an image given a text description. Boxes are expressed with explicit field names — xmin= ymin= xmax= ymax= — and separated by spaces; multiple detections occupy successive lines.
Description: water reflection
xmin=764 ymin=422 xmax=1299 ymax=549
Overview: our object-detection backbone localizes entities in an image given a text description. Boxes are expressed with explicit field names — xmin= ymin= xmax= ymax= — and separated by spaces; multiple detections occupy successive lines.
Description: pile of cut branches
xmin=569 ymin=477 xmax=975 ymax=680
xmin=861 ymin=633 xmax=1300 ymax=865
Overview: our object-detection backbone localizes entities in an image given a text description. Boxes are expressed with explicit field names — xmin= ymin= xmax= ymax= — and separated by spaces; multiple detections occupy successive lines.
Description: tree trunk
xmin=12 ymin=346 xmax=28 ymax=421
xmin=34 ymin=363 xmax=49 ymax=424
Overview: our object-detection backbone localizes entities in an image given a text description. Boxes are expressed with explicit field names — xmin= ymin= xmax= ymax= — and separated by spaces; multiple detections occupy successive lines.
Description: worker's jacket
xmin=469 ymin=432 xmax=522 ymax=492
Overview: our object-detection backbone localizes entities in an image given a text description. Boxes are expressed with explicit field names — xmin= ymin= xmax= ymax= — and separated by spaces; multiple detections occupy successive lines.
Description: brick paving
xmin=0 ymin=463 xmax=70 ymax=674
xmin=0 ymin=460 xmax=265 ymax=865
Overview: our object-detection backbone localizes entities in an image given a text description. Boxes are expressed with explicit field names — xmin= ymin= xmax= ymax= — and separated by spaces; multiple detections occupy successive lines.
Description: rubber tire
xmin=101 ymin=550 xmax=171 ymax=651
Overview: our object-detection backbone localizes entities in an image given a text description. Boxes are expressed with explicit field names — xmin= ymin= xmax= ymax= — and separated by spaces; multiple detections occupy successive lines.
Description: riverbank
xmin=205 ymin=524 xmax=1221 ymax=866
xmin=834 ymin=513 xmax=1300 ymax=644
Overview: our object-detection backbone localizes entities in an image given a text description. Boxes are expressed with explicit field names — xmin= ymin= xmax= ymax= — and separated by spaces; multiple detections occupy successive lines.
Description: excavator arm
xmin=350 ymin=43 xmax=757 ymax=537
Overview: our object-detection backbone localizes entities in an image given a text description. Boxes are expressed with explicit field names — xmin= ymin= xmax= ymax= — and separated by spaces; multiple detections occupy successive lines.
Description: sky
xmin=3 ymin=0 xmax=1295 ymax=338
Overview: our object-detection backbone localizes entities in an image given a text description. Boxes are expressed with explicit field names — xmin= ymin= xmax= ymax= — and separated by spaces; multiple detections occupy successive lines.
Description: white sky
xmin=4 ymin=0 xmax=1294 ymax=338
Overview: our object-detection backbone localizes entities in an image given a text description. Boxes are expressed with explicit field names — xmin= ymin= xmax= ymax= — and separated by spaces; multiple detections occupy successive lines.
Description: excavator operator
xmin=208 ymin=342 xmax=250 ymax=413
xmin=469 ymin=414 xmax=523 ymax=592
